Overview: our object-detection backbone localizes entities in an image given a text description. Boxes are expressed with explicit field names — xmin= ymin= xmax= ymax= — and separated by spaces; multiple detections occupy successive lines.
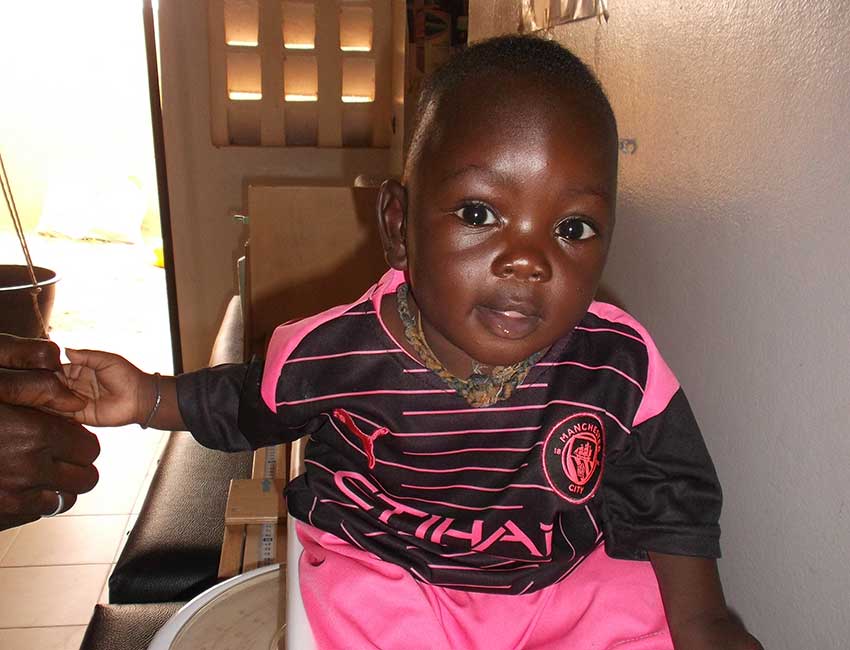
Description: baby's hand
xmin=62 ymin=349 xmax=151 ymax=427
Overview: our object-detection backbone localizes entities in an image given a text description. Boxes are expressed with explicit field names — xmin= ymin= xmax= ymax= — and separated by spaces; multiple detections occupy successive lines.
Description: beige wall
xmin=159 ymin=1 xmax=394 ymax=370
xmin=470 ymin=2 xmax=850 ymax=648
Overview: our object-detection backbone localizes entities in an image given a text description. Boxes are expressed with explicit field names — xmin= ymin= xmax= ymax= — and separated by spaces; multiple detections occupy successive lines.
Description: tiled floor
xmin=0 ymin=233 xmax=173 ymax=649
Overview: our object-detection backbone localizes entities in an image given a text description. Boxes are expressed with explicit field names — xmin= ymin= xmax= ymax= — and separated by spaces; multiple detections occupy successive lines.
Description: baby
xmin=62 ymin=36 xmax=762 ymax=650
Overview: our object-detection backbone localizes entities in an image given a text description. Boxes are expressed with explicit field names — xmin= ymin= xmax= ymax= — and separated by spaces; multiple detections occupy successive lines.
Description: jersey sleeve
xmin=177 ymin=357 xmax=301 ymax=451
xmin=600 ymin=328 xmax=722 ymax=561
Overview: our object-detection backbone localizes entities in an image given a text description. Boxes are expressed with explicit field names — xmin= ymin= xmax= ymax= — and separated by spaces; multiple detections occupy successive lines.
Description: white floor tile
xmin=59 ymin=476 xmax=142 ymax=517
xmin=1 ymin=515 xmax=128 ymax=567
xmin=0 ymin=565 xmax=109 ymax=627
xmin=61 ymin=428 xmax=157 ymax=517
xmin=0 ymin=626 xmax=87 ymax=650
xmin=0 ymin=527 xmax=21 ymax=563
xmin=92 ymin=425 xmax=166 ymax=464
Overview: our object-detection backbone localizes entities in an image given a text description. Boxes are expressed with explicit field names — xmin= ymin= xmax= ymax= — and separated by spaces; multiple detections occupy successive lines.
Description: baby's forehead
xmin=439 ymin=72 xmax=604 ymax=129
xmin=412 ymin=74 xmax=617 ymax=174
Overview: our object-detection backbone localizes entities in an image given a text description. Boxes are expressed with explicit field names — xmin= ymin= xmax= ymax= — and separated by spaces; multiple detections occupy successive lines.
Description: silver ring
xmin=43 ymin=491 xmax=64 ymax=518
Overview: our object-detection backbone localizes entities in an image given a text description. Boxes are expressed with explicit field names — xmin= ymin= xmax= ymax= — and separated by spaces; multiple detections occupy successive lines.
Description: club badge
xmin=542 ymin=413 xmax=604 ymax=504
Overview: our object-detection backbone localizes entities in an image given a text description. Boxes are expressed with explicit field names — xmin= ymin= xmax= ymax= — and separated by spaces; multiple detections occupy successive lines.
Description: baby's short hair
xmin=405 ymin=35 xmax=617 ymax=178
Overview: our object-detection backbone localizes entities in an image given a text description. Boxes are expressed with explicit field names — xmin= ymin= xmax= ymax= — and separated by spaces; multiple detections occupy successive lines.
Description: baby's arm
xmin=62 ymin=349 xmax=185 ymax=431
xmin=650 ymin=552 xmax=763 ymax=650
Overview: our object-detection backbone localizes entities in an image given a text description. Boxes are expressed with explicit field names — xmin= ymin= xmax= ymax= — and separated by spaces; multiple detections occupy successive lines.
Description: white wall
xmin=471 ymin=2 xmax=850 ymax=648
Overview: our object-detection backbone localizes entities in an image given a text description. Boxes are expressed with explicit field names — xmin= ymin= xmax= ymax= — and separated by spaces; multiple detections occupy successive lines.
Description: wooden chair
xmin=217 ymin=182 xmax=385 ymax=647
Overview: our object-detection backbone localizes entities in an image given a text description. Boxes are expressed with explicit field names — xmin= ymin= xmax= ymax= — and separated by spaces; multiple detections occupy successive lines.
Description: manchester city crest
xmin=542 ymin=413 xmax=604 ymax=504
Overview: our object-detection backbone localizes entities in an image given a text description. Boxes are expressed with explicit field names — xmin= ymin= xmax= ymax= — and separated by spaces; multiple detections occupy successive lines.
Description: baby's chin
xmin=469 ymin=345 xmax=550 ymax=370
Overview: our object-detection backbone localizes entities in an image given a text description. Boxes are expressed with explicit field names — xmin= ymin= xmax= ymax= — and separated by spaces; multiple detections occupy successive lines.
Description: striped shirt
xmin=180 ymin=269 xmax=721 ymax=594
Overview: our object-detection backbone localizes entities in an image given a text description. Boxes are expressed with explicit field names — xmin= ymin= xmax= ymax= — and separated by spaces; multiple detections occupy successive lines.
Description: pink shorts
xmin=297 ymin=523 xmax=673 ymax=650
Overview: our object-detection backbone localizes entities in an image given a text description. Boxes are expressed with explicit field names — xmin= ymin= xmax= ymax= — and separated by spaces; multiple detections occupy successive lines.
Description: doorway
xmin=0 ymin=2 xmax=173 ymax=644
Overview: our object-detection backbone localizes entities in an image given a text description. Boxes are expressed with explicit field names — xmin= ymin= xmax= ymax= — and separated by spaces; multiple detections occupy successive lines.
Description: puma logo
xmin=332 ymin=408 xmax=389 ymax=470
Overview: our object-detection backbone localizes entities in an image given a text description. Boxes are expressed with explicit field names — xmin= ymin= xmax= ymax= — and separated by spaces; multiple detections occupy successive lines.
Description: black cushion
xmin=108 ymin=432 xmax=252 ymax=603
xmin=80 ymin=602 xmax=185 ymax=650
xmin=109 ymin=295 xmax=251 ymax=603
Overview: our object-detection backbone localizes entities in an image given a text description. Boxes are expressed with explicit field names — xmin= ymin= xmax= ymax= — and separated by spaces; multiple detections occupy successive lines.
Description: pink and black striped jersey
xmin=180 ymin=270 xmax=721 ymax=595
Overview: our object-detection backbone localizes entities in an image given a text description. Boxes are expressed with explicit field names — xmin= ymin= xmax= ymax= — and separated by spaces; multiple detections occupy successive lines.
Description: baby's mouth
xmin=475 ymin=304 xmax=541 ymax=340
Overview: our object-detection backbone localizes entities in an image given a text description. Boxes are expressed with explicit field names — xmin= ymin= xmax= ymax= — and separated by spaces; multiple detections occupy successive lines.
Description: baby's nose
xmin=492 ymin=249 xmax=552 ymax=282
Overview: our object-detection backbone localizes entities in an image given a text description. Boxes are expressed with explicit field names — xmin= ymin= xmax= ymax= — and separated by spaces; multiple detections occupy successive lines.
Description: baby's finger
xmin=65 ymin=348 xmax=124 ymax=371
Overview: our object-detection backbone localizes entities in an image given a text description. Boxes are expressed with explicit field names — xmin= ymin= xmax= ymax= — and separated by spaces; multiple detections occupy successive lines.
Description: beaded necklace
xmin=396 ymin=284 xmax=545 ymax=407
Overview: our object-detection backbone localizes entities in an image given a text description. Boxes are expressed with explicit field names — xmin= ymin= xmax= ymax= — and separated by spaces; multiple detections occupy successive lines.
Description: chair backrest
xmin=245 ymin=182 xmax=387 ymax=357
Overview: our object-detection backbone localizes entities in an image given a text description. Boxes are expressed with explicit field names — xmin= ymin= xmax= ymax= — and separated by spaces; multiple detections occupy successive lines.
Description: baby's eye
xmin=454 ymin=203 xmax=498 ymax=226
xmin=555 ymin=217 xmax=598 ymax=241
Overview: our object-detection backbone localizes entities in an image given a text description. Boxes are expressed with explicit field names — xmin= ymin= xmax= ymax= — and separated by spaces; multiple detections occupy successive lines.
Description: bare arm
xmin=650 ymin=552 xmax=763 ymax=650
xmin=62 ymin=349 xmax=186 ymax=431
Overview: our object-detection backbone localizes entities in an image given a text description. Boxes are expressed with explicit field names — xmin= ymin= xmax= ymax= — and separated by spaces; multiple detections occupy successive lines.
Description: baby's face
xmin=398 ymin=75 xmax=618 ymax=374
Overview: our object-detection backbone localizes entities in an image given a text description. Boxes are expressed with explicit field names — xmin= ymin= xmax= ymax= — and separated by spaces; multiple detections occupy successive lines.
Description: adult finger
xmin=49 ymin=419 xmax=101 ymax=466
xmin=0 ymin=485 xmax=74 ymax=519
xmin=0 ymin=406 xmax=99 ymax=477
xmin=0 ymin=334 xmax=62 ymax=371
xmin=38 ymin=489 xmax=77 ymax=517
xmin=0 ymin=368 xmax=86 ymax=412
xmin=51 ymin=460 xmax=100 ymax=496
xmin=0 ymin=514 xmax=39 ymax=531
xmin=3 ymin=489 xmax=79 ymax=518
xmin=0 ymin=407 xmax=97 ymax=519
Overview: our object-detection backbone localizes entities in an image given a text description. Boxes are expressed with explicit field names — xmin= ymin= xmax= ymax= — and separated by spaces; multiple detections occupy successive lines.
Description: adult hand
xmin=0 ymin=334 xmax=100 ymax=530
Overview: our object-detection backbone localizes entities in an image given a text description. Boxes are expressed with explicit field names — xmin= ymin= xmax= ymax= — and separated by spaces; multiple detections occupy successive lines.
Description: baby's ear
xmin=377 ymin=179 xmax=408 ymax=270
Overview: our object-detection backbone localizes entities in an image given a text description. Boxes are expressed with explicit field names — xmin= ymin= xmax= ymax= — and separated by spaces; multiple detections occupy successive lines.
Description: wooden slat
xmin=316 ymin=0 xmax=343 ymax=147
xmin=224 ymin=478 xmax=287 ymax=525
xmin=251 ymin=445 xmax=289 ymax=480
xmin=208 ymin=0 xmax=230 ymax=145
xmin=259 ymin=0 xmax=285 ymax=144
xmin=251 ymin=449 xmax=263 ymax=478
xmin=218 ymin=524 xmax=246 ymax=579
xmin=390 ymin=0 xmax=407 ymax=173
xmin=275 ymin=517 xmax=287 ymax=559
xmin=290 ymin=437 xmax=307 ymax=482
xmin=227 ymin=101 xmax=262 ymax=145
xmin=275 ymin=444 xmax=289 ymax=480
xmin=242 ymin=524 xmax=263 ymax=572
xmin=372 ymin=0 xmax=393 ymax=148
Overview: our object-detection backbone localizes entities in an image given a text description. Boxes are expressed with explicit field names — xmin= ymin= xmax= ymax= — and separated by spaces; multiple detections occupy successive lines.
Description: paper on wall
xmin=521 ymin=0 xmax=609 ymax=33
